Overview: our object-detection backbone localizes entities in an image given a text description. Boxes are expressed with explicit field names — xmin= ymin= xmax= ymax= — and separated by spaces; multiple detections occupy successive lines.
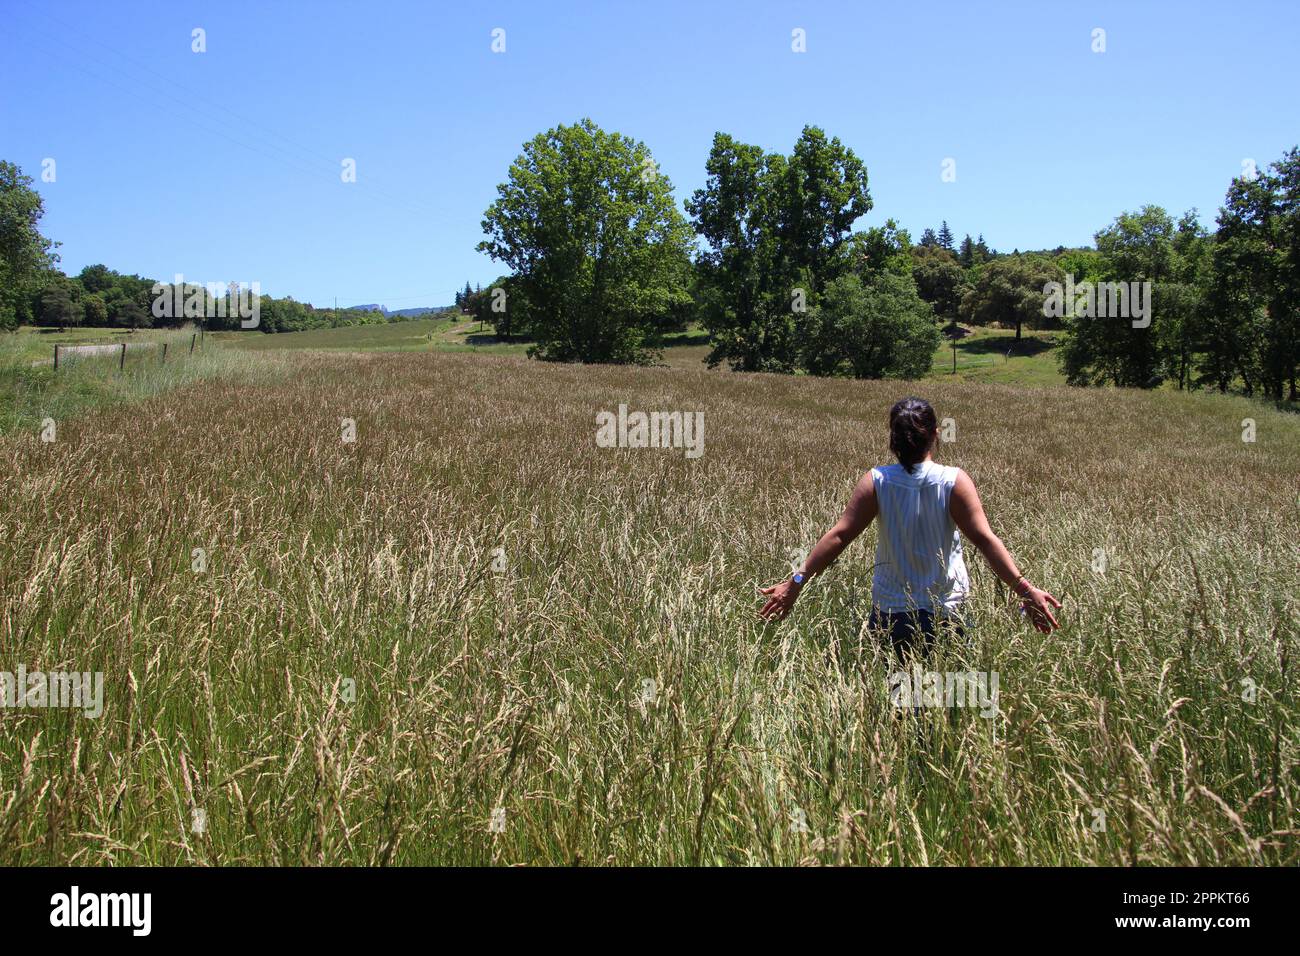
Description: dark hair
xmin=888 ymin=397 xmax=938 ymax=474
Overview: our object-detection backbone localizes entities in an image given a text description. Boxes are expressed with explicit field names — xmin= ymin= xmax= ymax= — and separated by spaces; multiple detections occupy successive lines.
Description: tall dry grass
xmin=0 ymin=350 xmax=1295 ymax=864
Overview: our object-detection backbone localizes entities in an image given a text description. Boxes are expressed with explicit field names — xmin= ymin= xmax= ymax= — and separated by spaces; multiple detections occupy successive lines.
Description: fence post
xmin=54 ymin=345 xmax=59 ymax=370
xmin=120 ymin=342 xmax=127 ymax=371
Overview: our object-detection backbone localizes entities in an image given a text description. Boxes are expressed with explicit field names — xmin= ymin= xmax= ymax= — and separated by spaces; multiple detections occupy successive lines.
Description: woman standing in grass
xmin=759 ymin=397 xmax=1060 ymax=654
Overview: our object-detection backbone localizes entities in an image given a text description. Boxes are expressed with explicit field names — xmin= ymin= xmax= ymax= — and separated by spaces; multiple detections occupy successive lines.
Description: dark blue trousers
xmin=869 ymin=607 xmax=966 ymax=660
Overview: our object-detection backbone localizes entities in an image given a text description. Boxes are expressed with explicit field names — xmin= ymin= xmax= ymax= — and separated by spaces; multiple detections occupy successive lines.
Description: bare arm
xmin=949 ymin=469 xmax=1061 ymax=632
xmin=759 ymin=471 xmax=877 ymax=621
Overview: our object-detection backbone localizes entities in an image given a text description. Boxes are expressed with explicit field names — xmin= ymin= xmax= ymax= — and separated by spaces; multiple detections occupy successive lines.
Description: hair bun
xmin=889 ymin=397 xmax=938 ymax=473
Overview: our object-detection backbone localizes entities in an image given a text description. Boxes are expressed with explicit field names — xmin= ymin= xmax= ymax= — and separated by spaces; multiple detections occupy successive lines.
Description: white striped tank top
xmin=870 ymin=460 xmax=969 ymax=613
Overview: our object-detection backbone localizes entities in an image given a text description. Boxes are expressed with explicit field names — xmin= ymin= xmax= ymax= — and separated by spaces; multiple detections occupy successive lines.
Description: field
xmin=214 ymin=314 xmax=716 ymax=367
xmin=1 ymin=338 xmax=1296 ymax=865
xmin=208 ymin=316 xmax=522 ymax=356
xmin=214 ymin=314 xmax=1062 ymax=381
xmin=0 ymin=327 xmax=288 ymax=434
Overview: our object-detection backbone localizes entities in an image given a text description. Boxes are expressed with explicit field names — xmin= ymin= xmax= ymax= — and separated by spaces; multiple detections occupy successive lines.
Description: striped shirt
xmin=870 ymin=460 xmax=969 ymax=614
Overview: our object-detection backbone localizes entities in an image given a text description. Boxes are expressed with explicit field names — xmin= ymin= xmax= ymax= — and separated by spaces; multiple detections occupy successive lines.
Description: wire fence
xmin=52 ymin=333 xmax=204 ymax=371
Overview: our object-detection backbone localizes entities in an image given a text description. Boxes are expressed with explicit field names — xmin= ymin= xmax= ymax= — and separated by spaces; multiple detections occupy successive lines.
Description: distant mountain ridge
xmin=344 ymin=304 xmax=453 ymax=318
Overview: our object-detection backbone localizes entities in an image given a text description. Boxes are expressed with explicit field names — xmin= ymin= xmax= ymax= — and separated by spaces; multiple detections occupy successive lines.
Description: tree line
xmin=3 ymin=133 xmax=1297 ymax=400
xmin=473 ymin=121 xmax=1299 ymax=400
xmin=0 ymin=161 xmax=412 ymax=336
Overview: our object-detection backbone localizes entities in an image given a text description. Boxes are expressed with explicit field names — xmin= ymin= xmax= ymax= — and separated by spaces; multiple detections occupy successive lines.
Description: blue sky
xmin=2 ymin=0 xmax=1297 ymax=309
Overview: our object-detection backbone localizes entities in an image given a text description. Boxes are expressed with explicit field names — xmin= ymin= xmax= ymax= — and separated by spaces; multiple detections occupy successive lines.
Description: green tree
xmin=960 ymin=255 xmax=1063 ymax=342
xmin=687 ymin=134 xmax=796 ymax=371
xmin=1161 ymin=211 xmax=1211 ymax=391
xmin=0 ymin=161 xmax=59 ymax=330
xmin=1202 ymin=151 xmax=1300 ymax=399
xmin=958 ymin=234 xmax=975 ymax=268
xmin=937 ymin=220 xmax=955 ymax=251
xmin=800 ymin=271 xmax=940 ymax=379
xmin=78 ymin=263 xmax=114 ymax=295
xmin=687 ymin=126 xmax=871 ymax=371
xmin=478 ymin=118 xmax=692 ymax=364
xmin=112 ymin=298 xmax=150 ymax=330
xmin=780 ymin=126 xmax=872 ymax=296
xmin=911 ymin=244 xmax=967 ymax=321
xmin=37 ymin=278 xmax=82 ymax=329
xmin=82 ymin=292 xmax=108 ymax=327
xmin=467 ymin=275 xmax=527 ymax=339
xmin=851 ymin=220 xmax=913 ymax=278
xmin=1058 ymin=206 xmax=1186 ymax=389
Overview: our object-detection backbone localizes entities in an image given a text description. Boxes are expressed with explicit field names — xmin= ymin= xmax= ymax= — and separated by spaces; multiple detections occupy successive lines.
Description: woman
xmin=758 ymin=397 xmax=1060 ymax=653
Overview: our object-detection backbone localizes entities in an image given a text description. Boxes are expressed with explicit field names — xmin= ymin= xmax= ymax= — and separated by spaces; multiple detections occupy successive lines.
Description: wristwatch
xmin=792 ymin=572 xmax=806 ymax=586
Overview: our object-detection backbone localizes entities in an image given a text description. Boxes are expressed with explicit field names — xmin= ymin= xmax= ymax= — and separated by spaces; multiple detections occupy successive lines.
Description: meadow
xmin=0 ymin=327 xmax=290 ymax=435
xmin=212 ymin=314 xmax=1063 ymax=382
xmin=0 ymin=334 xmax=1295 ymax=865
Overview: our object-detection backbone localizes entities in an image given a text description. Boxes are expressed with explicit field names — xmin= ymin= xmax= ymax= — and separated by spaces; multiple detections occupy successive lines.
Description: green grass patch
xmin=0 ymin=328 xmax=287 ymax=435
xmin=929 ymin=327 xmax=1065 ymax=387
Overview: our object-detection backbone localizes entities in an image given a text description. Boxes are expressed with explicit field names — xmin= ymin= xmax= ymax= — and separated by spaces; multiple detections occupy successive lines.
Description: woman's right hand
xmin=1020 ymin=586 xmax=1062 ymax=633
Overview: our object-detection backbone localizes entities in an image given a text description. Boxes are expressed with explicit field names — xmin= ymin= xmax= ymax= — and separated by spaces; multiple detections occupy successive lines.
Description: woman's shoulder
xmin=931 ymin=461 xmax=964 ymax=485
xmin=875 ymin=461 xmax=962 ymax=482
xmin=916 ymin=461 xmax=964 ymax=487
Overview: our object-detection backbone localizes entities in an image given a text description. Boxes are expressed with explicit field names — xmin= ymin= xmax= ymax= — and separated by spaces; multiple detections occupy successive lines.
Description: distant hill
xmin=388 ymin=306 xmax=452 ymax=318
xmin=343 ymin=304 xmax=453 ymax=319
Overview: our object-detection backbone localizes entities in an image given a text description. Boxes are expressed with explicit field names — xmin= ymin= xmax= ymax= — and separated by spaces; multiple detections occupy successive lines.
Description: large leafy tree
xmin=780 ymin=126 xmax=873 ymax=296
xmin=686 ymin=134 xmax=796 ymax=371
xmin=687 ymin=126 xmax=870 ymax=371
xmin=1088 ymin=205 xmax=1175 ymax=387
xmin=1202 ymin=151 xmax=1300 ymax=399
xmin=478 ymin=119 xmax=693 ymax=364
xmin=1058 ymin=206 xmax=1206 ymax=389
xmin=0 ymin=160 xmax=59 ymax=330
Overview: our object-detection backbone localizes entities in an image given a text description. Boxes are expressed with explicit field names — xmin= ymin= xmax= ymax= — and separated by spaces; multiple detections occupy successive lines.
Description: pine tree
xmin=958 ymin=234 xmax=976 ymax=268
xmin=937 ymin=221 xmax=955 ymax=251
xmin=919 ymin=228 xmax=938 ymax=247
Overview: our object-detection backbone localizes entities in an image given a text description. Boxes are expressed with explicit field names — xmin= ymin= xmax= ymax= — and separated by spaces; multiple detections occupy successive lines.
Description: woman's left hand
xmin=1019 ymin=586 xmax=1062 ymax=633
xmin=758 ymin=579 xmax=802 ymax=621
